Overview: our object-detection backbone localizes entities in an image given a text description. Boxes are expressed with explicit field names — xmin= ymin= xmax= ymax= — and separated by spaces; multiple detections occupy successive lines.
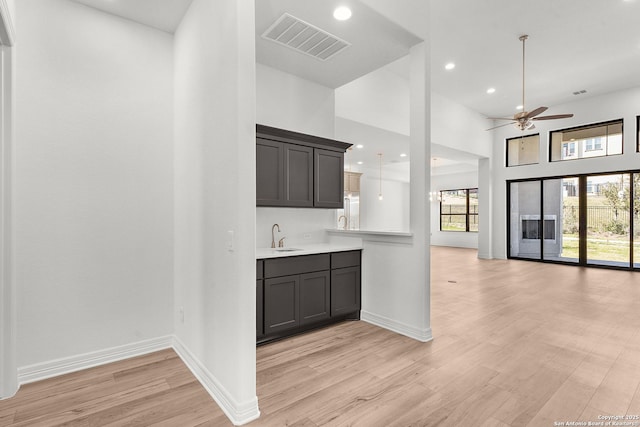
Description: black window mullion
xmin=466 ymin=189 xmax=470 ymax=232
xmin=631 ymin=172 xmax=635 ymax=269
xmin=540 ymin=179 xmax=544 ymax=260
xmin=578 ymin=176 xmax=588 ymax=265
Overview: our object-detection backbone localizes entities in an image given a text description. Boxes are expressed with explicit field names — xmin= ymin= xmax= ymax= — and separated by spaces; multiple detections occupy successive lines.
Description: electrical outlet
xmin=303 ymin=233 xmax=311 ymax=240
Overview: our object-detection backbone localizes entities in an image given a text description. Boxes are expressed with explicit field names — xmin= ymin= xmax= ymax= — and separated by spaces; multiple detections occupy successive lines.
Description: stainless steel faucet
xmin=338 ymin=215 xmax=347 ymax=230
xmin=271 ymin=223 xmax=281 ymax=248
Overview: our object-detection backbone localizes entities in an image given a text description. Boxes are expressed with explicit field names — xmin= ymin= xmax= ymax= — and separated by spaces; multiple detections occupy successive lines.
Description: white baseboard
xmin=17 ymin=335 xmax=260 ymax=426
xmin=18 ymin=335 xmax=173 ymax=385
xmin=172 ymin=336 xmax=260 ymax=426
xmin=361 ymin=310 xmax=433 ymax=343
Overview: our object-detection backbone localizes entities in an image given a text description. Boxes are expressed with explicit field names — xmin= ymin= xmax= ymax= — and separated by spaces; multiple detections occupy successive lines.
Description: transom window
xmin=550 ymin=119 xmax=623 ymax=162
xmin=506 ymin=134 xmax=539 ymax=167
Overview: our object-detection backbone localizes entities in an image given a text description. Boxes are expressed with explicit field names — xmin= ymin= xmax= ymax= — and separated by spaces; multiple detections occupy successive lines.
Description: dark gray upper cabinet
xmin=314 ymin=149 xmax=344 ymax=208
xmin=256 ymin=124 xmax=351 ymax=208
xmin=256 ymin=139 xmax=285 ymax=206
xmin=285 ymin=144 xmax=314 ymax=207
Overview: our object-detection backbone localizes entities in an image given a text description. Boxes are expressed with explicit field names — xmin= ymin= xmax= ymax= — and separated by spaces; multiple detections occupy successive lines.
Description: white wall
xmin=257 ymin=63 xmax=335 ymax=139
xmin=0 ymin=0 xmax=15 ymax=45
xmin=14 ymin=0 xmax=174 ymax=367
xmin=431 ymin=92 xmax=493 ymax=158
xmin=335 ymin=63 xmax=410 ymax=136
xmin=359 ymin=175 xmax=410 ymax=232
xmin=256 ymin=208 xmax=332 ymax=248
xmin=0 ymin=12 xmax=16 ymax=397
xmin=430 ymin=171 xmax=479 ymax=248
xmin=331 ymin=42 xmax=432 ymax=343
xmin=256 ymin=64 xmax=336 ymax=246
xmin=174 ymin=0 xmax=258 ymax=424
xmin=489 ymin=86 xmax=640 ymax=259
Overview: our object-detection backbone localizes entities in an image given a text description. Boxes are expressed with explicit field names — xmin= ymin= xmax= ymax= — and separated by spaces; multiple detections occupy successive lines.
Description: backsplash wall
xmin=256 ymin=208 xmax=337 ymax=248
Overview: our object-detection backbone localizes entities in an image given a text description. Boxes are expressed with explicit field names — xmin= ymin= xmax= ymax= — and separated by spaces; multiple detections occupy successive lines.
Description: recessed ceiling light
xmin=400 ymin=153 xmax=407 ymax=157
xmin=486 ymin=87 xmax=496 ymax=94
xmin=445 ymin=62 xmax=455 ymax=71
xmin=516 ymin=105 xmax=524 ymax=110
xmin=357 ymin=161 xmax=363 ymax=165
xmin=333 ymin=6 xmax=352 ymax=21
xmin=356 ymin=144 xmax=364 ymax=149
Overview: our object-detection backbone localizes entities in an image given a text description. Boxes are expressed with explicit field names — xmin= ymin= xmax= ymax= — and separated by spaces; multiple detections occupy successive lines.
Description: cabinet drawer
xmin=264 ymin=254 xmax=330 ymax=278
xmin=256 ymin=260 xmax=264 ymax=280
xmin=331 ymin=250 xmax=361 ymax=269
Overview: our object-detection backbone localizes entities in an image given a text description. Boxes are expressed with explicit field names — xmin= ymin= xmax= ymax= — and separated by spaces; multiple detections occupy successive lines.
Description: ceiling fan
xmin=486 ymin=35 xmax=574 ymax=131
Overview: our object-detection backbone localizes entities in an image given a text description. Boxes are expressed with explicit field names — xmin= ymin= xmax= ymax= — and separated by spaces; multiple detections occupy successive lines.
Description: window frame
xmin=636 ymin=115 xmax=639 ymax=153
xmin=506 ymin=133 xmax=540 ymax=167
xmin=549 ymin=119 xmax=624 ymax=162
xmin=507 ymin=170 xmax=640 ymax=271
xmin=439 ymin=188 xmax=478 ymax=233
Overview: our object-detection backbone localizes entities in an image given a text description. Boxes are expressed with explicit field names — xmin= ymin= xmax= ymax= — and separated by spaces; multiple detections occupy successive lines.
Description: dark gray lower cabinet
xmin=256 ymin=280 xmax=264 ymax=338
xmin=331 ymin=266 xmax=361 ymax=316
xmin=257 ymin=260 xmax=264 ymax=338
xmin=300 ymin=271 xmax=330 ymax=325
xmin=264 ymin=275 xmax=299 ymax=334
xmin=259 ymin=250 xmax=361 ymax=344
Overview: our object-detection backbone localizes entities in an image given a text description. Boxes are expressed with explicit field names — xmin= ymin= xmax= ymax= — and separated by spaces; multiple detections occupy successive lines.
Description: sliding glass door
xmin=508 ymin=172 xmax=640 ymax=270
xmin=586 ymin=173 xmax=631 ymax=267
xmin=509 ymin=181 xmax=541 ymax=260
xmin=544 ymin=178 xmax=580 ymax=263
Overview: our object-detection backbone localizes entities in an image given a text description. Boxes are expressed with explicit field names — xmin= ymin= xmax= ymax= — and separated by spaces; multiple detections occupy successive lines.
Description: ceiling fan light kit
xmin=486 ymin=34 xmax=574 ymax=131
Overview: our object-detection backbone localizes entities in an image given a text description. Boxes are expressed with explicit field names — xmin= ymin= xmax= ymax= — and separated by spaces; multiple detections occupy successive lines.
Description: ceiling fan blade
xmin=532 ymin=113 xmax=574 ymax=120
xmin=524 ymin=106 xmax=548 ymax=119
xmin=487 ymin=117 xmax=517 ymax=121
xmin=486 ymin=121 xmax=516 ymax=131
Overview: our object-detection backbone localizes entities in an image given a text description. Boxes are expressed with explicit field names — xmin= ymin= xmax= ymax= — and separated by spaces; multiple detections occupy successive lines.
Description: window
xmin=507 ymin=134 xmax=539 ymax=167
xmin=550 ymin=119 xmax=623 ymax=162
xmin=440 ymin=188 xmax=478 ymax=232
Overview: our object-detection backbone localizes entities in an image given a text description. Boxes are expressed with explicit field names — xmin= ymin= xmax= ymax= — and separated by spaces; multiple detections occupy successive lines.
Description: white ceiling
xmin=255 ymin=0 xmax=421 ymax=88
xmin=69 ymin=0 xmax=640 ymax=119
xmin=430 ymin=0 xmax=640 ymax=118
xmin=71 ymin=0 xmax=193 ymax=33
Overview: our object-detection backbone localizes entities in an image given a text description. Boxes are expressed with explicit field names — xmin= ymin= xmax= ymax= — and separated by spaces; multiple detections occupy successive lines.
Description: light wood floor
xmin=2 ymin=247 xmax=639 ymax=426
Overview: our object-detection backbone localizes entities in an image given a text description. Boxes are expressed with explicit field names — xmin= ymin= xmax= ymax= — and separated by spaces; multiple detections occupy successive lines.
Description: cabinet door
xmin=331 ymin=266 xmax=361 ymax=316
xmin=257 ymin=280 xmax=264 ymax=338
xmin=256 ymin=139 xmax=285 ymax=206
xmin=315 ymin=149 xmax=344 ymax=208
xmin=264 ymin=275 xmax=299 ymax=334
xmin=284 ymin=144 xmax=314 ymax=207
xmin=300 ymin=271 xmax=330 ymax=325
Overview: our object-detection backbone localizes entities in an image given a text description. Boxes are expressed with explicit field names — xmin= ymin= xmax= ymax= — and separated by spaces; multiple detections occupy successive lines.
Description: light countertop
xmin=256 ymin=243 xmax=363 ymax=259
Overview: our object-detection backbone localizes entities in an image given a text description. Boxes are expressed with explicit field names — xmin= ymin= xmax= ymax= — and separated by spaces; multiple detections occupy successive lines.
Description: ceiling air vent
xmin=262 ymin=13 xmax=351 ymax=61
